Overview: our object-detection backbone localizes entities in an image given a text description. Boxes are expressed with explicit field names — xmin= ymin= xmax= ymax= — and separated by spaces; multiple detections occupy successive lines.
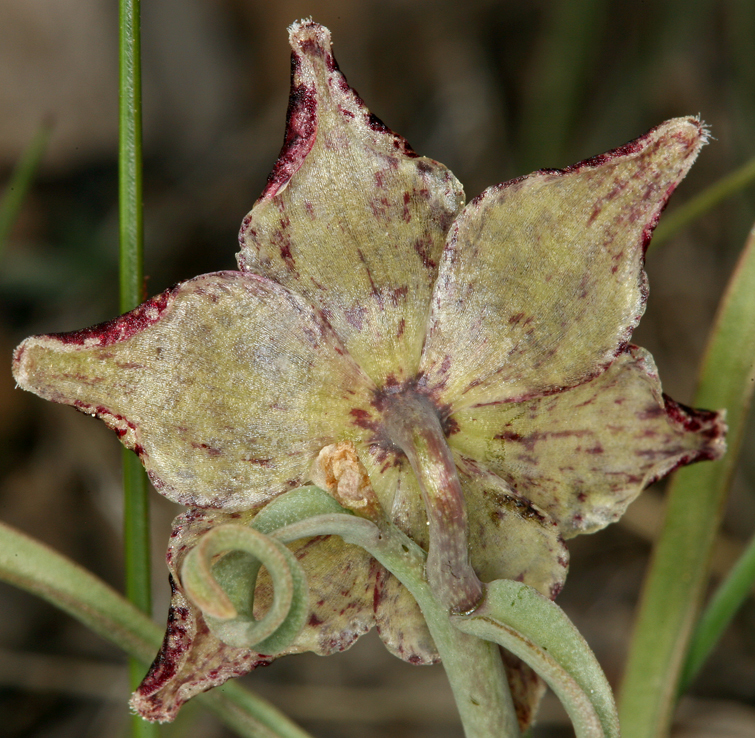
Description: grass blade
xmin=118 ymin=2 xmax=153 ymax=734
xmin=650 ymin=153 xmax=755 ymax=250
xmin=618 ymin=222 xmax=755 ymax=737
xmin=680 ymin=529 xmax=755 ymax=691
xmin=0 ymin=122 xmax=51 ymax=258
xmin=0 ymin=520 xmax=314 ymax=738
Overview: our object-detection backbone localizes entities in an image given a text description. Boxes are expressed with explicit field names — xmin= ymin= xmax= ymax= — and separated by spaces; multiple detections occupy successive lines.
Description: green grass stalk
xmin=0 ymin=122 xmax=51 ymax=258
xmin=118 ymin=1 xmax=154 ymax=735
xmin=618 ymin=223 xmax=755 ymax=737
xmin=680 ymin=531 xmax=755 ymax=692
xmin=650 ymin=153 xmax=755 ymax=250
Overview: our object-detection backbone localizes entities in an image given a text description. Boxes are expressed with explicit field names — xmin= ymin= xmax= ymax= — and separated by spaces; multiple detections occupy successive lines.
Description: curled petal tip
xmin=288 ymin=18 xmax=332 ymax=49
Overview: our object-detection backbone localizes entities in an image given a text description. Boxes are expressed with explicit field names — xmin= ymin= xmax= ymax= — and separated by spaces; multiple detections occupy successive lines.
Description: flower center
xmin=380 ymin=386 xmax=482 ymax=613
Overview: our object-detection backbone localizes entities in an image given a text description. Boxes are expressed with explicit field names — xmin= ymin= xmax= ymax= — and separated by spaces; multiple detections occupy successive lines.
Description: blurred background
xmin=1 ymin=0 xmax=754 ymax=736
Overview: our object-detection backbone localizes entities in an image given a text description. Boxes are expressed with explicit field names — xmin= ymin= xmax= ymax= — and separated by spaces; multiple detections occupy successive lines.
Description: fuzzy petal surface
xmin=13 ymin=272 xmax=375 ymax=510
xmin=373 ymin=567 xmax=439 ymax=665
xmin=455 ymin=459 xmax=569 ymax=598
xmin=237 ymin=20 xmax=464 ymax=387
xmin=420 ymin=118 xmax=707 ymax=408
xmin=449 ymin=346 xmax=726 ymax=537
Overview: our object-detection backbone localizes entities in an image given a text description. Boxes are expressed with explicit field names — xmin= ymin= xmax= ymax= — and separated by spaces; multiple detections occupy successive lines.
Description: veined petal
xmin=237 ymin=20 xmax=464 ymax=387
xmin=456 ymin=459 xmax=569 ymax=599
xmin=131 ymin=577 xmax=268 ymax=723
xmin=132 ymin=507 xmax=378 ymax=722
xmin=133 ymin=508 xmax=265 ymax=722
xmin=420 ymin=118 xmax=707 ymax=408
xmin=374 ymin=567 xmax=439 ymax=665
xmin=256 ymin=533 xmax=377 ymax=657
xmin=13 ymin=272 xmax=375 ymax=510
xmin=449 ymin=346 xmax=726 ymax=537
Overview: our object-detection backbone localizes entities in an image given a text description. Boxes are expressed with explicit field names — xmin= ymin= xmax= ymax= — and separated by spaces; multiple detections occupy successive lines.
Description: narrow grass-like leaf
xmin=451 ymin=580 xmax=619 ymax=738
xmin=0 ymin=122 xmax=51 ymax=258
xmin=619 ymin=223 xmax=755 ymax=737
xmin=118 ymin=3 xmax=152 ymax=733
xmin=0 ymin=520 xmax=314 ymax=738
xmin=680 ymin=531 xmax=755 ymax=691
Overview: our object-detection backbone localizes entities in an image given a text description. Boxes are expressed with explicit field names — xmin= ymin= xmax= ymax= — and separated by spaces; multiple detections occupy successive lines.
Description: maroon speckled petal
xmin=237 ymin=20 xmax=464 ymax=388
xmin=373 ymin=566 xmax=439 ymax=665
xmin=455 ymin=459 xmax=569 ymax=598
xmin=450 ymin=345 xmax=726 ymax=537
xmin=131 ymin=575 xmax=269 ymax=722
xmin=131 ymin=508 xmax=266 ymax=722
xmin=420 ymin=118 xmax=708 ymax=409
xmin=12 ymin=272 xmax=375 ymax=510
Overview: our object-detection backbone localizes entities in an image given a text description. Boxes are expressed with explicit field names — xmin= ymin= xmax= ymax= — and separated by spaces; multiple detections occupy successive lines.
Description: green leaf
xmin=619 ymin=222 xmax=755 ymax=737
xmin=451 ymin=579 xmax=620 ymax=738
xmin=0 ymin=519 xmax=314 ymax=738
xmin=0 ymin=121 xmax=51 ymax=258
xmin=681 ymin=531 xmax=755 ymax=691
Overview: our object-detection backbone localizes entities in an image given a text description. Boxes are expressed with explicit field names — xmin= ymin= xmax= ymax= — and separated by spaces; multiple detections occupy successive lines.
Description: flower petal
xmin=455 ymin=459 xmax=569 ymax=598
xmin=132 ymin=507 xmax=378 ymax=721
xmin=131 ymin=576 xmax=268 ymax=723
xmin=132 ymin=508 xmax=266 ymax=722
xmin=255 ymin=534 xmax=377 ymax=657
xmin=373 ymin=567 xmax=439 ymax=665
xmin=12 ymin=271 xmax=375 ymax=510
xmin=449 ymin=345 xmax=726 ymax=537
xmin=237 ymin=20 xmax=464 ymax=387
xmin=420 ymin=118 xmax=707 ymax=408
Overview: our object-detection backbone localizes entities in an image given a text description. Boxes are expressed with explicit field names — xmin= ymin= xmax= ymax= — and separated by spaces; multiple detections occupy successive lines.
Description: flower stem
xmin=382 ymin=390 xmax=483 ymax=612
xmin=273 ymin=510 xmax=520 ymax=738
xmin=380 ymin=531 xmax=519 ymax=738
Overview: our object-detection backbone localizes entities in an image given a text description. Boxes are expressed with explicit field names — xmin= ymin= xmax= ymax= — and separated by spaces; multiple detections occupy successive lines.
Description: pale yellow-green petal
xmin=13 ymin=272 xmax=375 ymax=510
xmin=373 ymin=567 xmax=439 ymax=665
xmin=237 ymin=20 xmax=464 ymax=387
xmin=420 ymin=118 xmax=707 ymax=409
xmin=455 ymin=459 xmax=569 ymax=598
xmin=449 ymin=346 xmax=726 ymax=537
xmin=131 ymin=580 xmax=268 ymax=723
xmin=254 ymin=534 xmax=377 ymax=657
